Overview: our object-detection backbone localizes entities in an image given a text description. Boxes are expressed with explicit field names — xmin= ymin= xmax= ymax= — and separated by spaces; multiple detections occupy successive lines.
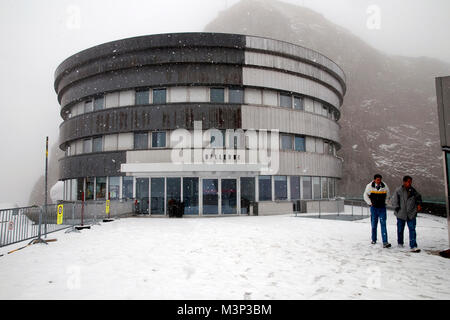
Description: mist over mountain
xmin=205 ymin=0 xmax=450 ymax=199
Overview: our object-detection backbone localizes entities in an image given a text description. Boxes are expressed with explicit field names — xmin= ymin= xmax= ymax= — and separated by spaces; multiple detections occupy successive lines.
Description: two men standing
xmin=363 ymin=174 xmax=422 ymax=252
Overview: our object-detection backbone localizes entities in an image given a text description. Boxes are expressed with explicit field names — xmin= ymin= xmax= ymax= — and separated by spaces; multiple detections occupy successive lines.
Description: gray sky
xmin=0 ymin=0 xmax=449 ymax=206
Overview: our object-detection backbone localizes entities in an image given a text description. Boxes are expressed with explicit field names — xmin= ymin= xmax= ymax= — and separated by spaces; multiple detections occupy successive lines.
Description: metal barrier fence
xmin=293 ymin=198 xmax=373 ymax=219
xmin=0 ymin=199 xmax=134 ymax=248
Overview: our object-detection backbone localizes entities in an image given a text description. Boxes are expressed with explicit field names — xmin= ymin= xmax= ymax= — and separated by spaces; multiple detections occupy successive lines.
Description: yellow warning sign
xmin=57 ymin=204 xmax=64 ymax=225
xmin=106 ymin=200 xmax=110 ymax=215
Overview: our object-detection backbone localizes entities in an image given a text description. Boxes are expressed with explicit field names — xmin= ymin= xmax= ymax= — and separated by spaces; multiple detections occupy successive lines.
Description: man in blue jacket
xmin=391 ymin=176 xmax=422 ymax=253
xmin=363 ymin=174 xmax=391 ymax=248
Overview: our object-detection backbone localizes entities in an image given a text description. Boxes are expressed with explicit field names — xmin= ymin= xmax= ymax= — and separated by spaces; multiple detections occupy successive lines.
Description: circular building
xmin=55 ymin=32 xmax=346 ymax=215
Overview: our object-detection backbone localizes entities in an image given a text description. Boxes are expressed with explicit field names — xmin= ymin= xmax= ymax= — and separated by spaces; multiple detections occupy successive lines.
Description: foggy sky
xmin=0 ymin=0 xmax=449 ymax=206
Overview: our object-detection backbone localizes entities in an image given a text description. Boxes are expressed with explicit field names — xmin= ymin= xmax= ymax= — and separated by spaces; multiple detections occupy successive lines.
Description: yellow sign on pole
xmin=106 ymin=200 xmax=110 ymax=215
xmin=57 ymin=204 xmax=64 ymax=225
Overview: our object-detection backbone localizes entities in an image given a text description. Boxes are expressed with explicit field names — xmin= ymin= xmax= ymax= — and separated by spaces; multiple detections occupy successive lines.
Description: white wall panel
xmin=305 ymin=137 xmax=316 ymax=153
xmin=75 ymin=140 xmax=83 ymax=155
xmin=118 ymin=133 xmax=133 ymax=150
xmin=169 ymin=86 xmax=188 ymax=103
xmin=188 ymin=87 xmax=208 ymax=102
xmin=119 ymin=90 xmax=135 ymax=106
xmin=304 ymin=97 xmax=314 ymax=113
xmin=244 ymin=88 xmax=262 ymax=105
xmin=315 ymin=138 xmax=324 ymax=154
xmin=262 ymin=89 xmax=278 ymax=107
xmin=314 ymin=100 xmax=322 ymax=115
xmin=104 ymin=134 xmax=118 ymax=151
xmin=105 ymin=92 xmax=119 ymax=108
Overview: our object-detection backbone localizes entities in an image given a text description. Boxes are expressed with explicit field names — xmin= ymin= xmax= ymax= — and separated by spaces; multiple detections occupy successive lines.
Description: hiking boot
xmin=383 ymin=243 xmax=392 ymax=248
xmin=371 ymin=241 xmax=376 ymax=245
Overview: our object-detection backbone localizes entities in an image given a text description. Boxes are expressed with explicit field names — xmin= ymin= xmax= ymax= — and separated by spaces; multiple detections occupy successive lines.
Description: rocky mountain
xmin=205 ymin=0 xmax=450 ymax=199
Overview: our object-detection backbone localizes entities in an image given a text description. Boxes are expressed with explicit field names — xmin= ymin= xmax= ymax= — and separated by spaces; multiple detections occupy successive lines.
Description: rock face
xmin=205 ymin=0 xmax=450 ymax=199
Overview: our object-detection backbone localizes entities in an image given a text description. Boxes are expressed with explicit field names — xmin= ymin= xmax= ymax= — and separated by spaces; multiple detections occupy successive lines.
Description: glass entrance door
xmin=136 ymin=178 xmax=149 ymax=214
xmin=240 ymin=177 xmax=255 ymax=214
xmin=167 ymin=178 xmax=181 ymax=217
xmin=183 ymin=177 xmax=199 ymax=215
xmin=203 ymin=179 xmax=218 ymax=214
xmin=221 ymin=179 xmax=237 ymax=214
xmin=151 ymin=178 xmax=165 ymax=215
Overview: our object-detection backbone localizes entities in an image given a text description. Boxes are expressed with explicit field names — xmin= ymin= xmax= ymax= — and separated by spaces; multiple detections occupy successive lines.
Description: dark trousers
xmin=370 ymin=206 xmax=388 ymax=244
xmin=397 ymin=217 xmax=417 ymax=249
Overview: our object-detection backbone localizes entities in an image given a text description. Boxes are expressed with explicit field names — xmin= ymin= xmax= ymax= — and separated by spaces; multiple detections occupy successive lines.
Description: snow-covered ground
xmin=0 ymin=207 xmax=449 ymax=300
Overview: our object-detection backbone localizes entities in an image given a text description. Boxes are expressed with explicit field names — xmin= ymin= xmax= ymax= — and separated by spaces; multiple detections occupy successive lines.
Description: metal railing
xmin=0 ymin=199 xmax=134 ymax=248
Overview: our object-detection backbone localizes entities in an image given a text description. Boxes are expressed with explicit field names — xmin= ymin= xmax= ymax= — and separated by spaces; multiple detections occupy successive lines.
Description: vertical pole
xmin=318 ymin=200 xmax=321 ymax=219
xmin=81 ymin=191 xmax=85 ymax=226
xmin=44 ymin=136 xmax=49 ymax=238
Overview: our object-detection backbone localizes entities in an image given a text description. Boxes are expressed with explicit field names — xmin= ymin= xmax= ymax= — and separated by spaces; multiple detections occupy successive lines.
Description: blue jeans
xmin=370 ymin=206 xmax=388 ymax=244
xmin=397 ymin=218 xmax=417 ymax=249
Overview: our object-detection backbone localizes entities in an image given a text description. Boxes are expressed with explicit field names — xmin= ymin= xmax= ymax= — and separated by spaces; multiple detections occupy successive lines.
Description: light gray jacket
xmin=390 ymin=186 xmax=422 ymax=220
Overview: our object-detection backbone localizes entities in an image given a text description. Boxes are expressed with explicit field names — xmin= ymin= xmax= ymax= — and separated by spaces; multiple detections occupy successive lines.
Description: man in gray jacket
xmin=391 ymin=176 xmax=422 ymax=252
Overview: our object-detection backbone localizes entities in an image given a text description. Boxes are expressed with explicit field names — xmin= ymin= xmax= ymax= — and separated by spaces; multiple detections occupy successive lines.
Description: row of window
xmin=67 ymin=87 xmax=338 ymax=121
xmin=63 ymin=175 xmax=337 ymax=204
xmin=66 ymin=131 xmax=336 ymax=157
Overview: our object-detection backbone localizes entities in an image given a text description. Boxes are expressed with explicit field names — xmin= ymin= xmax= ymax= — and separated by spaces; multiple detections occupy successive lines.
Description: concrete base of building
xmin=257 ymin=201 xmax=294 ymax=216
xmin=305 ymin=200 xmax=344 ymax=213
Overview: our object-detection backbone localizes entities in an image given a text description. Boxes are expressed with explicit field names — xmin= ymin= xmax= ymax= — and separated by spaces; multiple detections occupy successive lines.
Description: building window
xmin=322 ymin=105 xmax=328 ymax=117
xmin=294 ymin=136 xmax=306 ymax=152
xmin=210 ymin=87 xmax=225 ymax=103
xmin=92 ymin=136 xmax=103 ymax=153
xmin=108 ymin=176 xmax=120 ymax=200
xmin=93 ymin=96 xmax=104 ymax=111
xmin=152 ymin=131 xmax=166 ymax=148
xmin=229 ymin=88 xmax=244 ymax=103
xmin=302 ymin=176 xmax=312 ymax=200
xmin=281 ymin=134 xmax=293 ymax=150
xmin=84 ymin=100 xmax=93 ymax=113
xmin=274 ymin=176 xmax=287 ymax=200
xmin=86 ymin=177 xmax=95 ymax=200
xmin=313 ymin=177 xmax=321 ymax=200
xmin=294 ymin=96 xmax=304 ymax=110
xmin=135 ymin=89 xmax=150 ymax=105
xmin=96 ymin=177 xmax=107 ymax=199
xmin=240 ymin=177 xmax=255 ymax=214
xmin=279 ymin=93 xmax=292 ymax=108
xmin=153 ymin=88 xmax=166 ymax=104
xmin=328 ymin=178 xmax=335 ymax=198
xmin=77 ymin=178 xmax=84 ymax=201
xmin=183 ymin=177 xmax=199 ymax=215
xmin=122 ymin=176 xmax=133 ymax=199
xmin=321 ymin=177 xmax=328 ymax=199
xmin=290 ymin=176 xmax=301 ymax=200
xmin=83 ymin=138 xmax=92 ymax=153
xmin=134 ymin=132 xmax=148 ymax=150
xmin=258 ymin=176 xmax=272 ymax=201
